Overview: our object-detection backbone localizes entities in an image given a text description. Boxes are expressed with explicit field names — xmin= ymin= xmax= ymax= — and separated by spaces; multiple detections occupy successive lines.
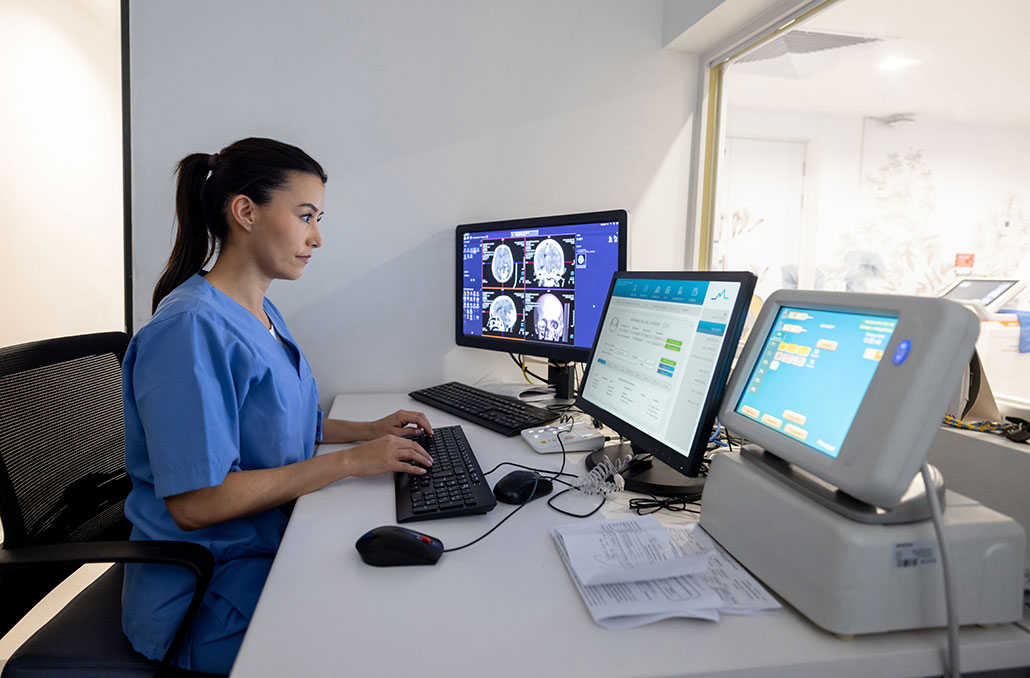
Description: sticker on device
xmin=893 ymin=541 xmax=938 ymax=568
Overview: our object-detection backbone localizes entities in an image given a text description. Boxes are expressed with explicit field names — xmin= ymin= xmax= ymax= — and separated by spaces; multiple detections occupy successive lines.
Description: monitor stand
xmin=585 ymin=443 xmax=706 ymax=497
xmin=548 ymin=362 xmax=577 ymax=400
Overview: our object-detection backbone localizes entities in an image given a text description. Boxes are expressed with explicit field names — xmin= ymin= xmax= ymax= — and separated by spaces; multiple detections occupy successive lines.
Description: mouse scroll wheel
xmin=419 ymin=536 xmax=432 ymax=544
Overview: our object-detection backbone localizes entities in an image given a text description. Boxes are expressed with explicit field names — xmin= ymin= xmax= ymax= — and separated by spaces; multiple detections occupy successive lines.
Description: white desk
xmin=230 ymin=393 xmax=1030 ymax=678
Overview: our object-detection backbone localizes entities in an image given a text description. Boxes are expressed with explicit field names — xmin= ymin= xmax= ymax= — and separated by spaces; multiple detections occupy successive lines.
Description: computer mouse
xmin=355 ymin=525 xmax=443 ymax=566
xmin=492 ymin=470 xmax=553 ymax=505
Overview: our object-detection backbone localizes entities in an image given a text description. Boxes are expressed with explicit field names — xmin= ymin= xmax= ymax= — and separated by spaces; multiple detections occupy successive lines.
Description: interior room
xmin=1 ymin=0 xmax=1028 ymax=676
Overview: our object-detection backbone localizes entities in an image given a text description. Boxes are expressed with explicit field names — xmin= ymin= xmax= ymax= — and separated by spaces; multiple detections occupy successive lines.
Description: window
xmin=702 ymin=0 xmax=1030 ymax=302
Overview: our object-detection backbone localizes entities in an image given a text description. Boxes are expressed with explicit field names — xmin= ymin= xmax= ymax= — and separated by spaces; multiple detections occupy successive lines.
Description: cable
xmin=573 ymin=452 xmax=629 ymax=497
xmin=921 ymin=463 xmax=959 ymax=678
xmin=442 ymin=500 xmax=534 ymax=552
xmin=509 ymin=352 xmax=548 ymax=384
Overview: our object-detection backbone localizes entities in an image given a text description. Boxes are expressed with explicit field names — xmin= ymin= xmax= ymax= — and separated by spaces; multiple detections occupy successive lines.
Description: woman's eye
xmin=301 ymin=214 xmax=313 ymax=223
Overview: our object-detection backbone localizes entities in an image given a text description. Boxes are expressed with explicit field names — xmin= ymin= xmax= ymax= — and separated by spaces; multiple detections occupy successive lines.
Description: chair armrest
xmin=0 ymin=541 xmax=215 ymax=677
xmin=0 ymin=540 xmax=214 ymax=581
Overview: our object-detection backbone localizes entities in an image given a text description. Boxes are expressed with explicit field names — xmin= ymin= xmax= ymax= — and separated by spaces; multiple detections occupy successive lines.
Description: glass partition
xmin=705 ymin=0 xmax=1030 ymax=303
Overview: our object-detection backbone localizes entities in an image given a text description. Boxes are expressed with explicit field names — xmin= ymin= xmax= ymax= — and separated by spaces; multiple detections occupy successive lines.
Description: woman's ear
xmin=228 ymin=194 xmax=257 ymax=233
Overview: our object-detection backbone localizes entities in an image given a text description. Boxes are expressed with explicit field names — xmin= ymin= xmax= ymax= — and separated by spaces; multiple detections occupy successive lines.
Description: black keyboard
xmin=408 ymin=381 xmax=559 ymax=436
xmin=395 ymin=425 xmax=497 ymax=523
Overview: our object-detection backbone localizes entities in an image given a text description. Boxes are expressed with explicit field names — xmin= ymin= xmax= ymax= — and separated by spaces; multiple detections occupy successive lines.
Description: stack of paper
xmin=551 ymin=515 xmax=780 ymax=628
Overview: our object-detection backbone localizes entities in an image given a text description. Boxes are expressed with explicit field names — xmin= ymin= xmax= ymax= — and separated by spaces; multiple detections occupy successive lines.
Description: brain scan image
xmin=487 ymin=295 xmax=517 ymax=332
xmin=490 ymin=244 xmax=515 ymax=284
xmin=534 ymin=293 xmax=564 ymax=341
xmin=533 ymin=238 xmax=567 ymax=287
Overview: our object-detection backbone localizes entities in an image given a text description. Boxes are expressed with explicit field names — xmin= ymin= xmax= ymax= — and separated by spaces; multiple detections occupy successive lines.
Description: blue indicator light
xmin=892 ymin=339 xmax=911 ymax=365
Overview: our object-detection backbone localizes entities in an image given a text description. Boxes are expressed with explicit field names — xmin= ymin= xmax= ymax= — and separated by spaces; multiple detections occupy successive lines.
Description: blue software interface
xmin=460 ymin=220 xmax=621 ymax=350
xmin=581 ymin=278 xmax=742 ymax=456
xmin=735 ymin=306 xmax=898 ymax=458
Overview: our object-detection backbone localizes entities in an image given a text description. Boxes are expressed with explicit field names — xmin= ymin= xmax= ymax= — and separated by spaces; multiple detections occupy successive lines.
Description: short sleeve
xmin=131 ymin=312 xmax=255 ymax=498
xmin=315 ymin=405 xmax=324 ymax=442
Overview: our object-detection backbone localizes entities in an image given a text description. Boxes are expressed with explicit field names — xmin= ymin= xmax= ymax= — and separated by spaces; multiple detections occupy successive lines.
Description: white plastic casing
xmin=719 ymin=291 xmax=979 ymax=509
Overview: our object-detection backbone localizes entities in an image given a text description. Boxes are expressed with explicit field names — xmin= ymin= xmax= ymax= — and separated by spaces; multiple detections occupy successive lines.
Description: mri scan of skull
xmin=534 ymin=293 xmax=564 ymax=341
xmin=486 ymin=295 xmax=517 ymax=332
xmin=491 ymin=244 xmax=514 ymax=284
xmin=533 ymin=238 xmax=566 ymax=287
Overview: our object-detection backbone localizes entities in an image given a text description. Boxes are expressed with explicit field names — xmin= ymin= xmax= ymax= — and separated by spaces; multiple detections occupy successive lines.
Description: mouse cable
xmin=546 ymin=487 xmax=606 ymax=518
xmin=441 ymin=500 xmax=535 ymax=553
xmin=481 ymin=461 xmax=578 ymax=480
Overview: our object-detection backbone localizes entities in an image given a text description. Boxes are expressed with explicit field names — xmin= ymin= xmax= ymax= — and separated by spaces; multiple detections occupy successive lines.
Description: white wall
xmin=0 ymin=0 xmax=122 ymax=347
xmin=723 ymin=107 xmax=1030 ymax=296
xmin=130 ymin=0 xmax=698 ymax=406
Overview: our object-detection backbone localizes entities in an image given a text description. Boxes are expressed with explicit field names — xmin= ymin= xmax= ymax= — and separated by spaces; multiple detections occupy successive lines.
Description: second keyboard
xmin=408 ymin=381 xmax=559 ymax=436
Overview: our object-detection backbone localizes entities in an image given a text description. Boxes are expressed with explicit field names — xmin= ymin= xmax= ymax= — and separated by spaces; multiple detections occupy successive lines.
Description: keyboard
xmin=408 ymin=381 xmax=559 ymax=436
xmin=395 ymin=425 xmax=497 ymax=523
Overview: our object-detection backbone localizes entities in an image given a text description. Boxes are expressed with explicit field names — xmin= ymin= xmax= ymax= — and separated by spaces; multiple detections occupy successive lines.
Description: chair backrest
xmin=0 ymin=331 xmax=132 ymax=636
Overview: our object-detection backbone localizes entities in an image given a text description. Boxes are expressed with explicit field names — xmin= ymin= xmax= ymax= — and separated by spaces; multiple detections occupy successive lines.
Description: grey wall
xmin=131 ymin=0 xmax=698 ymax=406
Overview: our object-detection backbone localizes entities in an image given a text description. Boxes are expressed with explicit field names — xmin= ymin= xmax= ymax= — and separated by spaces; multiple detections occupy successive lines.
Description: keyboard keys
xmin=394 ymin=425 xmax=497 ymax=523
xmin=408 ymin=382 xmax=559 ymax=436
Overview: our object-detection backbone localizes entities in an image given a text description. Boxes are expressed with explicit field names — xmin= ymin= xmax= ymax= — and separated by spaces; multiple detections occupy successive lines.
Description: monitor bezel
xmin=575 ymin=270 xmax=757 ymax=478
xmin=718 ymin=290 xmax=979 ymax=508
xmin=454 ymin=209 xmax=628 ymax=363
xmin=938 ymin=276 xmax=1024 ymax=313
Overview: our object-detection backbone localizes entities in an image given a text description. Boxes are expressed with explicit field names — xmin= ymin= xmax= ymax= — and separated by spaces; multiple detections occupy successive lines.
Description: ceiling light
xmin=879 ymin=56 xmax=921 ymax=72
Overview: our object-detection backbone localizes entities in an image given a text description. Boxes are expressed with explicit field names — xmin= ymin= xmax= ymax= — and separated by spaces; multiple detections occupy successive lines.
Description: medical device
xmin=701 ymin=290 xmax=1025 ymax=637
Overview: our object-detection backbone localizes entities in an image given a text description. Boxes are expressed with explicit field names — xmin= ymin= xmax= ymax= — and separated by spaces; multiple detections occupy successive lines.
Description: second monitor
xmin=576 ymin=271 xmax=756 ymax=496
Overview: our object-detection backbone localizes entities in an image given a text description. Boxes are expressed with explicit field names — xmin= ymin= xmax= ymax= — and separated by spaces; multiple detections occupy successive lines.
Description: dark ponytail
xmin=151 ymin=137 xmax=328 ymax=313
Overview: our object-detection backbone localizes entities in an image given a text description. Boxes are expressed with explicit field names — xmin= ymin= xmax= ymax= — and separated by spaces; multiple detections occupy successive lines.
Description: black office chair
xmin=0 ymin=332 xmax=222 ymax=678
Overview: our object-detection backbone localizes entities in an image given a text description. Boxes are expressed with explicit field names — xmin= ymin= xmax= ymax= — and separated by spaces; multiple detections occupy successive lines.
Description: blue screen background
xmin=460 ymin=220 xmax=621 ymax=349
xmin=735 ymin=306 xmax=898 ymax=458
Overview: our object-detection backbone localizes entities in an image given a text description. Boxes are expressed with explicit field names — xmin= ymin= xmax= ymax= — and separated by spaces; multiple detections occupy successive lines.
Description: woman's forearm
xmin=165 ymin=452 xmax=350 ymax=530
xmin=321 ymin=417 xmax=373 ymax=443
xmin=164 ymin=434 xmax=432 ymax=531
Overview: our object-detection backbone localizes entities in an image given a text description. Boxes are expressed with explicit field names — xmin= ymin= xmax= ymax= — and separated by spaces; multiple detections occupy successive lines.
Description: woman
xmin=122 ymin=137 xmax=434 ymax=673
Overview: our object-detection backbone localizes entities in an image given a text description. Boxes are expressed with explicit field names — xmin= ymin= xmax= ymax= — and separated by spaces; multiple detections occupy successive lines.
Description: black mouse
xmin=355 ymin=526 xmax=443 ymax=566
xmin=493 ymin=470 xmax=553 ymax=505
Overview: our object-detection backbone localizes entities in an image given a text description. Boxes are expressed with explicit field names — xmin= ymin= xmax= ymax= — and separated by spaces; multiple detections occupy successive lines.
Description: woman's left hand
xmin=367 ymin=409 xmax=434 ymax=438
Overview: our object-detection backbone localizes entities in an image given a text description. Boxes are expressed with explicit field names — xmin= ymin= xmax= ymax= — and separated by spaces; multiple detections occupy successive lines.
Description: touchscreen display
xmin=735 ymin=306 xmax=898 ymax=458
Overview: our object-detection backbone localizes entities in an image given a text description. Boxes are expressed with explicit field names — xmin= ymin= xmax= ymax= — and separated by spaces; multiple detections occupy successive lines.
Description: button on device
xmin=419 ymin=535 xmax=432 ymax=544
xmin=892 ymin=339 xmax=911 ymax=365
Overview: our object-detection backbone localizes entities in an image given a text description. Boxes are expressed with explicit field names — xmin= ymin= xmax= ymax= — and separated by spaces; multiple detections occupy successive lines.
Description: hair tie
xmin=207 ymin=153 xmax=219 ymax=171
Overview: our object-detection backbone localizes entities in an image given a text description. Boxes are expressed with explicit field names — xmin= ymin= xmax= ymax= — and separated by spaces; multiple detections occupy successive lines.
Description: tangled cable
xmin=573 ymin=452 xmax=630 ymax=498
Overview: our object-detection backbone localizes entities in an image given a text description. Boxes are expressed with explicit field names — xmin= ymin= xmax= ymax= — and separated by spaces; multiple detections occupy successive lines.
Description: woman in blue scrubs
xmin=121 ymin=137 xmax=434 ymax=674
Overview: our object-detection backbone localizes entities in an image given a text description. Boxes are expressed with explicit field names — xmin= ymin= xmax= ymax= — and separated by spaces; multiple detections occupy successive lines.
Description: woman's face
xmin=250 ymin=171 xmax=326 ymax=281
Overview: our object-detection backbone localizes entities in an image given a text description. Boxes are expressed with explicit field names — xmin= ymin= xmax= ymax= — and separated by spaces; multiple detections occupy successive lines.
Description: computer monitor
xmin=938 ymin=277 xmax=1024 ymax=318
xmin=575 ymin=271 xmax=756 ymax=496
xmin=456 ymin=210 xmax=627 ymax=397
xmin=718 ymin=290 xmax=979 ymax=509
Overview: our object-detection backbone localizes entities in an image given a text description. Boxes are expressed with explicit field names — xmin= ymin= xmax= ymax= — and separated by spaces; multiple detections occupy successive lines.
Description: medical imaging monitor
xmin=718 ymin=290 xmax=979 ymax=508
xmin=456 ymin=211 xmax=627 ymax=391
xmin=575 ymin=271 xmax=756 ymax=495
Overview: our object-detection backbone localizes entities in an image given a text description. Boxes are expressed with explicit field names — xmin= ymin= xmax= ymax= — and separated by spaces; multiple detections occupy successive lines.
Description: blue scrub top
xmin=121 ymin=273 xmax=322 ymax=662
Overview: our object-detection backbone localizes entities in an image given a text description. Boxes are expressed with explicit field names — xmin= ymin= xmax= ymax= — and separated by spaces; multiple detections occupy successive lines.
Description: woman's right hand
xmin=339 ymin=435 xmax=433 ymax=478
